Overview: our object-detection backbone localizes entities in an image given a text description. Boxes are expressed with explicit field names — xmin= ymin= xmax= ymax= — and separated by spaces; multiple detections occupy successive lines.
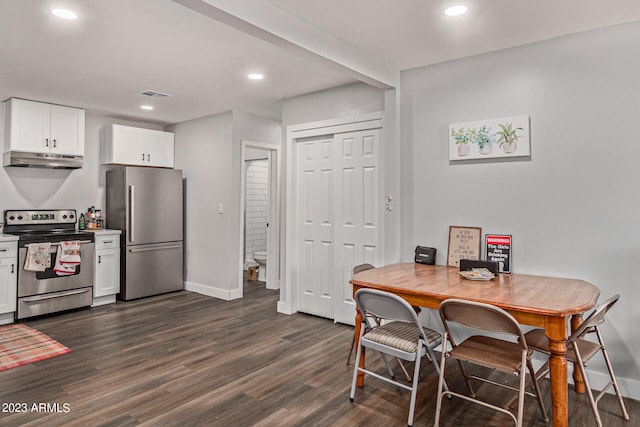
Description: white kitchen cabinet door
xmin=4 ymin=98 xmax=84 ymax=156
xmin=110 ymin=125 xmax=148 ymax=166
xmin=0 ymin=258 xmax=17 ymax=315
xmin=5 ymin=98 xmax=51 ymax=153
xmin=102 ymin=124 xmax=174 ymax=168
xmin=94 ymin=247 xmax=120 ymax=298
xmin=50 ymin=104 xmax=85 ymax=155
xmin=146 ymin=130 xmax=174 ymax=167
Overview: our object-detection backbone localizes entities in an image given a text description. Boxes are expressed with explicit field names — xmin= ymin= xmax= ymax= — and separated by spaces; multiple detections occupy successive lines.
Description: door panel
xmin=147 ymin=131 xmax=174 ymax=167
xmin=14 ymin=100 xmax=50 ymax=152
xmin=0 ymin=259 xmax=17 ymax=314
xmin=51 ymin=105 xmax=84 ymax=155
xmin=123 ymin=242 xmax=183 ymax=300
xmin=296 ymin=137 xmax=334 ymax=318
xmin=125 ymin=168 xmax=183 ymax=245
xmin=113 ymin=126 xmax=147 ymax=166
xmin=333 ymin=129 xmax=381 ymax=325
xmin=295 ymin=129 xmax=381 ymax=323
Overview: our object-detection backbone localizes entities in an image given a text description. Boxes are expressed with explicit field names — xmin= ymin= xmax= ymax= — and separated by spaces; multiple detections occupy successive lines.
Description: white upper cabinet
xmin=102 ymin=124 xmax=174 ymax=168
xmin=4 ymin=98 xmax=85 ymax=156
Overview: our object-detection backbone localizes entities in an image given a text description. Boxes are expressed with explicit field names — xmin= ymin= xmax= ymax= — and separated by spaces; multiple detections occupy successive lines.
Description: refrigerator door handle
xmin=129 ymin=185 xmax=135 ymax=242
xmin=129 ymin=244 xmax=182 ymax=253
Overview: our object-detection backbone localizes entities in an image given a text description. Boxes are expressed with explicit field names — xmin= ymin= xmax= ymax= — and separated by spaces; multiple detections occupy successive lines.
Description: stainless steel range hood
xmin=3 ymin=151 xmax=83 ymax=169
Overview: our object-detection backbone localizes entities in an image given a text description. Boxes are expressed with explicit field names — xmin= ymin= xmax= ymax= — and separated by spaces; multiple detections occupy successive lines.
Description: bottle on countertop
xmin=87 ymin=206 xmax=97 ymax=229
xmin=79 ymin=213 xmax=86 ymax=230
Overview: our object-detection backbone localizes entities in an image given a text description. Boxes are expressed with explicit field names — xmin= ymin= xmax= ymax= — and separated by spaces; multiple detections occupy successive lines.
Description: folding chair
xmin=347 ymin=263 xmax=376 ymax=364
xmin=434 ymin=299 xmax=548 ymax=427
xmin=349 ymin=288 xmax=447 ymax=427
xmin=524 ymin=294 xmax=629 ymax=427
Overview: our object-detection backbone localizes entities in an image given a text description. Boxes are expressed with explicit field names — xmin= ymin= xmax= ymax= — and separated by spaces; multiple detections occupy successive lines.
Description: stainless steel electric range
xmin=3 ymin=209 xmax=95 ymax=319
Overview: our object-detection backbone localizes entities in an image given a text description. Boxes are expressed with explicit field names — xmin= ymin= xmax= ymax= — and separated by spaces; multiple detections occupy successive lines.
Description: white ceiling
xmin=1 ymin=0 xmax=639 ymax=125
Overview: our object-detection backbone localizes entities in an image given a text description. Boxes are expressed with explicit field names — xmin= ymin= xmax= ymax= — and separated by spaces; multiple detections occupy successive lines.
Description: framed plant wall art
xmin=449 ymin=115 xmax=530 ymax=161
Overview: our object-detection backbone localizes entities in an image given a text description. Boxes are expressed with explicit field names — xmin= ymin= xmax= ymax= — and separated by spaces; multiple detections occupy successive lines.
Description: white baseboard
xmin=92 ymin=295 xmax=116 ymax=307
xmin=0 ymin=313 xmax=14 ymax=325
xmin=532 ymin=356 xmax=640 ymax=400
xmin=277 ymin=300 xmax=294 ymax=315
xmin=185 ymin=281 xmax=242 ymax=301
xmin=266 ymin=279 xmax=280 ymax=290
xmin=581 ymin=368 xmax=640 ymax=401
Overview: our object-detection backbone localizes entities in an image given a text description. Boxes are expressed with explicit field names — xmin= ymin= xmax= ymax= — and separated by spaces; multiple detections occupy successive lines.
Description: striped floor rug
xmin=0 ymin=324 xmax=70 ymax=372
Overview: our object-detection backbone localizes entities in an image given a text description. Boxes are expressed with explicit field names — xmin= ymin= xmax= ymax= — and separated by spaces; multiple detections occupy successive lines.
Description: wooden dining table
xmin=350 ymin=263 xmax=601 ymax=427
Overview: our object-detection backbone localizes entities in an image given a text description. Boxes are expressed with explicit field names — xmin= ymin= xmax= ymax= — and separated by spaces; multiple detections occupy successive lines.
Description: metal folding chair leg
xmin=596 ymin=329 xmax=630 ymax=421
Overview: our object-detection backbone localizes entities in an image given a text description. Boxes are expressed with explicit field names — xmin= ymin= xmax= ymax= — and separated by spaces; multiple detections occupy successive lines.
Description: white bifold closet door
xmin=295 ymin=129 xmax=381 ymax=325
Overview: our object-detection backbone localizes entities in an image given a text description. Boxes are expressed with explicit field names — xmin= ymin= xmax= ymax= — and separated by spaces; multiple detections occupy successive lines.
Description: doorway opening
xmin=239 ymin=140 xmax=280 ymax=296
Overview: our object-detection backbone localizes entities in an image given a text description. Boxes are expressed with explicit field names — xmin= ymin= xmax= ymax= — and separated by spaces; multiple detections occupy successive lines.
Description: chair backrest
xmin=439 ymin=298 xmax=527 ymax=345
xmin=568 ymin=294 xmax=620 ymax=345
xmin=352 ymin=263 xmax=375 ymax=276
xmin=354 ymin=288 xmax=422 ymax=329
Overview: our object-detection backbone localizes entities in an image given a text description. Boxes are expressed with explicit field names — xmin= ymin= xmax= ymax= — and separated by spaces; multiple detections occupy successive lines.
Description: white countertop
xmin=0 ymin=234 xmax=19 ymax=242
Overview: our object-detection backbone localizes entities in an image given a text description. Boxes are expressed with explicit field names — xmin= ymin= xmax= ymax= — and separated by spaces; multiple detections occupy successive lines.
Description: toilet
xmin=253 ymin=251 xmax=267 ymax=282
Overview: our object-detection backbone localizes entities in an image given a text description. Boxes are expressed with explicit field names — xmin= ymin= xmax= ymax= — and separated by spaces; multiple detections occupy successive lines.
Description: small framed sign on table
xmin=485 ymin=234 xmax=512 ymax=273
xmin=447 ymin=226 xmax=482 ymax=267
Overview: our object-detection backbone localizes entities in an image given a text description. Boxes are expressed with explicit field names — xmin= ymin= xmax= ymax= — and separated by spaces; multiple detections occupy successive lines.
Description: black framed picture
xmin=485 ymin=234 xmax=512 ymax=273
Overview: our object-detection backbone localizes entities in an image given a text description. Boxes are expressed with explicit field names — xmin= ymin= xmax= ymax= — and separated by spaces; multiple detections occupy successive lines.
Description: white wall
xmin=401 ymin=22 xmax=640 ymax=398
xmin=0 ymin=110 xmax=160 ymax=217
xmin=168 ymin=112 xmax=235 ymax=298
xmin=169 ymin=110 xmax=281 ymax=299
xmin=282 ymin=82 xmax=384 ymax=126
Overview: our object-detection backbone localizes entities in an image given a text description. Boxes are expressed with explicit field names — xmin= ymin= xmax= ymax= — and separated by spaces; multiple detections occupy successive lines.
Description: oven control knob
xmin=9 ymin=215 xmax=15 ymax=220
xmin=70 ymin=214 xmax=75 ymax=219
xmin=62 ymin=215 xmax=68 ymax=219
xmin=17 ymin=215 xmax=23 ymax=220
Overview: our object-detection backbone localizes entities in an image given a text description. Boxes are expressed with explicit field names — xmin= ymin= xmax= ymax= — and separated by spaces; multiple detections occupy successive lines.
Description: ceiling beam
xmin=172 ymin=0 xmax=399 ymax=89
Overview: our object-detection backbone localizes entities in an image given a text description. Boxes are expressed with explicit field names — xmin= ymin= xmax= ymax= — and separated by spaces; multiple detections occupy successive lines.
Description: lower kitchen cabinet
xmin=92 ymin=231 xmax=121 ymax=306
xmin=0 ymin=239 xmax=18 ymax=324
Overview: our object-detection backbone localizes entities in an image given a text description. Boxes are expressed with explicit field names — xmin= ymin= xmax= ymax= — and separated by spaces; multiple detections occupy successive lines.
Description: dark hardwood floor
xmin=0 ymin=280 xmax=637 ymax=426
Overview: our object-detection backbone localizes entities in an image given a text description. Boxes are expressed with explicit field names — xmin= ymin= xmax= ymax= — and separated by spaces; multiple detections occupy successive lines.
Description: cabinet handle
xmin=98 ymin=255 xmax=101 ymax=264
xmin=142 ymin=153 xmax=145 ymax=161
xmin=45 ymin=138 xmax=49 ymax=147
xmin=103 ymin=240 xmax=113 ymax=244
xmin=147 ymin=154 xmax=150 ymax=162
xmin=11 ymin=264 xmax=14 ymax=274
xmin=0 ymin=249 xmax=7 ymax=252
xmin=53 ymin=139 xmax=57 ymax=147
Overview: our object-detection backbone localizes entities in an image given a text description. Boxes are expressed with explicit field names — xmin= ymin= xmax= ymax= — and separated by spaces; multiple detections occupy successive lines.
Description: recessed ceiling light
xmin=51 ymin=9 xmax=78 ymax=20
xmin=444 ymin=5 xmax=468 ymax=16
xmin=140 ymin=105 xmax=154 ymax=110
xmin=248 ymin=73 xmax=264 ymax=80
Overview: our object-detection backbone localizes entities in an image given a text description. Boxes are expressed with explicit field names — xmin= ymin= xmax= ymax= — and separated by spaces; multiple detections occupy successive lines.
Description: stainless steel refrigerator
xmin=106 ymin=167 xmax=184 ymax=300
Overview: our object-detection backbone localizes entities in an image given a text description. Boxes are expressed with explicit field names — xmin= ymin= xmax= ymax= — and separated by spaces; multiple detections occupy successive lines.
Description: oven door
xmin=17 ymin=240 xmax=94 ymax=319
xmin=18 ymin=241 xmax=95 ymax=297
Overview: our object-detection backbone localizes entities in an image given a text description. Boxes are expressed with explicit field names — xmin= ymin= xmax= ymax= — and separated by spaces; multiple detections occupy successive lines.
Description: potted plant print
xmin=469 ymin=125 xmax=493 ymax=155
xmin=451 ymin=128 xmax=470 ymax=156
xmin=496 ymin=122 xmax=523 ymax=154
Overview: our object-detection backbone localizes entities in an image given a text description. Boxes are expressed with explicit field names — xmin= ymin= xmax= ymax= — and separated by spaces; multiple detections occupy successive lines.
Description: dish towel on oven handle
xmin=24 ymin=243 xmax=52 ymax=271
xmin=53 ymin=241 xmax=81 ymax=276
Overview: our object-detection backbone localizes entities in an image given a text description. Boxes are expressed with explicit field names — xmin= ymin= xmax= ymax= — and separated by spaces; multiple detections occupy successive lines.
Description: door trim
xmin=238 ymin=140 xmax=281 ymax=298
xmin=280 ymin=112 xmax=384 ymax=315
